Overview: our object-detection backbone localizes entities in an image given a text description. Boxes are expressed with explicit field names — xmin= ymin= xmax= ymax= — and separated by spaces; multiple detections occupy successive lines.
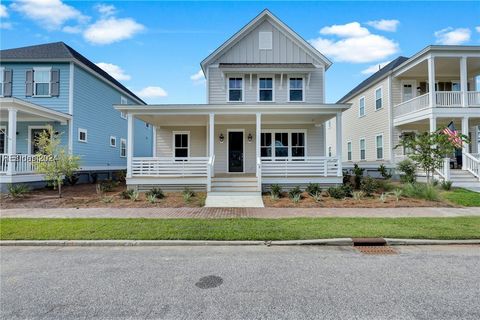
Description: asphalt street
xmin=1 ymin=245 xmax=479 ymax=320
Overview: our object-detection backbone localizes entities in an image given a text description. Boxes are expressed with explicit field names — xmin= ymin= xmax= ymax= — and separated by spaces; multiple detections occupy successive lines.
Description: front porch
xmin=119 ymin=104 xmax=348 ymax=192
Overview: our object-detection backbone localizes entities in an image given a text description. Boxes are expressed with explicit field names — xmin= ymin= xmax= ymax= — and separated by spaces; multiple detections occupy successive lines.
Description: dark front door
xmin=228 ymin=131 xmax=243 ymax=172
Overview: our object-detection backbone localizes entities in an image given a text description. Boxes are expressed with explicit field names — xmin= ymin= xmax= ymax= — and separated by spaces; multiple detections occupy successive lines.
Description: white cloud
xmin=11 ymin=0 xmax=88 ymax=30
xmin=320 ymin=22 xmax=369 ymax=38
xmin=0 ymin=4 xmax=8 ymax=17
xmin=0 ymin=22 xmax=13 ymax=30
xmin=366 ymin=19 xmax=399 ymax=32
xmin=434 ymin=27 xmax=471 ymax=45
xmin=83 ymin=17 xmax=144 ymax=45
xmin=62 ymin=25 xmax=82 ymax=34
xmin=190 ymin=69 xmax=205 ymax=85
xmin=310 ymin=22 xmax=399 ymax=63
xmin=95 ymin=4 xmax=116 ymax=17
xmin=475 ymin=26 xmax=480 ymax=33
xmin=361 ymin=61 xmax=392 ymax=75
xmin=136 ymin=86 xmax=168 ymax=101
xmin=95 ymin=62 xmax=131 ymax=81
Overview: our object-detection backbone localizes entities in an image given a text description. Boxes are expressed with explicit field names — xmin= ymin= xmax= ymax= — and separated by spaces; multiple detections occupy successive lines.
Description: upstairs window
xmin=375 ymin=87 xmax=383 ymax=110
xmin=33 ymin=68 xmax=51 ymax=96
xmin=120 ymin=96 xmax=128 ymax=119
xmin=259 ymin=77 xmax=273 ymax=102
xmin=289 ymin=78 xmax=303 ymax=102
xmin=360 ymin=138 xmax=366 ymax=160
xmin=228 ymin=78 xmax=243 ymax=102
xmin=359 ymin=96 xmax=365 ymax=117
xmin=173 ymin=132 xmax=189 ymax=158
xmin=0 ymin=67 xmax=4 ymax=97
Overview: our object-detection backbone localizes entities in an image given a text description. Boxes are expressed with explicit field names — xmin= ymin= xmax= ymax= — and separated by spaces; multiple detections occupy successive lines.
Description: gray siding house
xmin=117 ymin=10 xmax=349 ymax=199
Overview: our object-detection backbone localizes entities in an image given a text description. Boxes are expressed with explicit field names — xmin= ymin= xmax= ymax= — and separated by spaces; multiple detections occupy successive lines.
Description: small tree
xmin=34 ymin=125 xmax=80 ymax=198
xmin=395 ymin=131 xmax=468 ymax=183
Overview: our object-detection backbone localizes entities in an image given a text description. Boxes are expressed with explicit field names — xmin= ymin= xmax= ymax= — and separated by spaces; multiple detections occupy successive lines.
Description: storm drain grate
xmin=355 ymin=246 xmax=398 ymax=255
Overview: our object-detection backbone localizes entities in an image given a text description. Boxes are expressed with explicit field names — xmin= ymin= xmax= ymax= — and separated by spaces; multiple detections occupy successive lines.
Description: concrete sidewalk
xmin=1 ymin=206 xmax=479 ymax=219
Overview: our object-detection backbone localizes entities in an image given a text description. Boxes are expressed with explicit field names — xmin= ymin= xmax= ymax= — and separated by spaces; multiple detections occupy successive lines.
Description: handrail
xmin=131 ymin=157 xmax=209 ymax=177
xmin=467 ymin=91 xmax=480 ymax=106
xmin=207 ymin=155 xmax=215 ymax=191
xmin=434 ymin=158 xmax=450 ymax=181
xmin=394 ymin=93 xmax=429 ymax=118
xmin=260 ymin=157 xmax=339 ymax=177
xmin=256 ymin=157 xmax=262 ymax=191
xmin=436 ymin=91 xmax=462 ymax=107
xmin=464 ymin=152 xmax=480 ymax=180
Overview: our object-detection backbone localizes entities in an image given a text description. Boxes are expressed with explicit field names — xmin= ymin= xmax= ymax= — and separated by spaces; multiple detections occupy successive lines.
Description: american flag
xmin=442 ymin=121 xmax=463 ymax=148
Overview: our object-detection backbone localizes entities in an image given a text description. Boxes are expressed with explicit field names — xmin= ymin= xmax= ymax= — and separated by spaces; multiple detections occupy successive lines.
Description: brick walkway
xmin=1 ymin=207 xmax=479 ymax=219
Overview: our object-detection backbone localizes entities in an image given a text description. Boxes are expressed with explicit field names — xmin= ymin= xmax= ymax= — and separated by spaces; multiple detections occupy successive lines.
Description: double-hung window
xmin=259 ymin=77 xmax=273 ymax=102
xmin=376 ymin=135 xmax=384 ymax=159
xmin=375 ymin=87 xmax=382 ymax=110
xmin=359 ymin=96 xmax=365 ymax=117
xmin=274 ymin=132 xmax=288 ymax=158
xmin=33 ymin=68 xmax=50 ymax=96
xmin=262 ymin=131 xmax=306 ymax=160
xmin=260 ymin=132 xmax=272 ymax=157
xmin=228 ymin=78 xmax=243 ymax=102
xmin=291 ymin=132 xmax=305 ymax=157
xmin=0 ymin=67 xmax=4 ymax=97
xmin=120 ymin=139 xmax=127 ymax=157
xmin=289 ymin=78 xmax=303 ymax=102
xmin=359 ymin=138 xmax=366 ymax=160
xmin=173 ymin=132 xmax=189 ymax=159
xmin=347 ymin=141 xmax=352 ymax=161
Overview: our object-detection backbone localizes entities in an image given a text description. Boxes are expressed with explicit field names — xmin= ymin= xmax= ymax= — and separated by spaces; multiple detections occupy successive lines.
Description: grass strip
xmin=442 ymin=188 xmax=480 ymax=207
xmin=1 ymin=217 xmax=479 ymax=240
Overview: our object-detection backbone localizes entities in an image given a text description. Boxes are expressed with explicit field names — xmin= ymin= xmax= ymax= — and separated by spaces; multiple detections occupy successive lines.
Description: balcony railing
xmin=467 ymin=91 xmax=480 ymax=106
xmin=436 ymin=91 xmax=462 ymax=107
xmin=393 ymin=93 xmax=429 ymax=118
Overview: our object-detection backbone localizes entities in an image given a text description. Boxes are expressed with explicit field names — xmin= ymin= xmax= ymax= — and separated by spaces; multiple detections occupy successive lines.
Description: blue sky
xmin=1 ymin=1 xmax=479 ymax=103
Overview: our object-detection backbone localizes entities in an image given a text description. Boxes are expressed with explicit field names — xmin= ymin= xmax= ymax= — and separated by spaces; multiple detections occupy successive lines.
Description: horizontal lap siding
xmin=0 ymin=62 xmax=70 ymax=114
xmin=156 ymin=126 xmax=206 ymax=157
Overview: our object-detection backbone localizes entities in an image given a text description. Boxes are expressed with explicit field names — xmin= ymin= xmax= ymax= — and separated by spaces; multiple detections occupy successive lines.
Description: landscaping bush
xmin=397 ymin=159 xmax=416 ymax=183
xmin=342 ymin=170 xmax=352 ymax=186
xmin=352 ymin=191 xmax=364 ymax=200
xmin=402 ymin=183 xmax=439 ymax=201
xmin=291 ymin=193 xmax=301 ymax=204
xmin=64 ymin=173 xmax=79 ymax=186
xmin=376 ymin=179 xmax=394 ymax=192
xmin=99 ymin=179 xmax=119 ymax=192
xmin=379 ymin=193 xmax=387 ymax=203
xmin=432 ymin=179 xmax=439 ymax=187
xmin=114 ymin=170 xmax=126 ymax=183
xmin=352 ymin=164 xmax=365 ymax=189
xmin=146 ymin=187 xmax=165 ymax=199
xmin=120 ymin=189 xmax=135 ymax=199
xmin=7 ymin=184 xmax=30 ymax=199
xmin=306 ymin=183 xmax=321 ymax=197
xmin=288 ymin=186 xmax=302 ymax=199
xmin=312 ymin=192 xmax=322 ymax=202
xmin=183 ymin=187 xmax=195 ymax=203
xmin=147 ymin=194 xmax=157 ymax=204
xmin=270 ymin=184 xmax=282 ymax=198
xmin=327 ymin=186 xmax=346 ymax=199
xmin=341 ymin=184 xmax=353 ymax=197
xmin=393 ymin=189 xmax=403 ymax=202
xmin=129 ymin=191 xmax=139 ymax=201
xmin=360 ymin=176 xmax=379 ymax=197
xmin=441 ymin=180 xmax=453 ymax=191
xmin=101 ymin=196 xmax=114 ymax=204
xmin=378 ymin=164 xmax=392 ymax=180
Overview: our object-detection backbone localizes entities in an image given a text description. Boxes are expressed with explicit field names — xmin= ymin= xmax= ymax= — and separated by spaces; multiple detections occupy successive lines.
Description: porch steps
xmin=449 ymin=170 xmax=478 ymax=183
xmin=211 ymin=176 xmax=259 ymax=193
xmin=206 ymin=176 xmax=264 ymax=207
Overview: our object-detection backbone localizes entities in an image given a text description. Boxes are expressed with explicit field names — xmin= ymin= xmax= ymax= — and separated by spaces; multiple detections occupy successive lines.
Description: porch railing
xmin=207 ymin=155 xmax=215 ymax=191
xmin=434 ymin=158 xmax=451 ymax=181
xmin=436 ymin=91 xmax=462 ymax=107
xmin=0 ymin=154 xmax=39 ymax=175
xmin=394 ymin=93 xmax=429 ymax=118
xmin=260 ymin=157 xmax=340 ymax=177
xmin=467 ymin=91 xmax=480 ymax=106
xmin=464 ymin=152 xmax=480 ymax=180
xmin=131 ymin=157 xmax=209 ymax=177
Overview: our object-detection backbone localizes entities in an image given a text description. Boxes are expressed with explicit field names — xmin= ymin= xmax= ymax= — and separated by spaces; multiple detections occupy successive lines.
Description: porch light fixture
xmin=219 ymin=133 xmax=225 ymax=143
xmin=247 ymin=133 xmax=253 ymax=143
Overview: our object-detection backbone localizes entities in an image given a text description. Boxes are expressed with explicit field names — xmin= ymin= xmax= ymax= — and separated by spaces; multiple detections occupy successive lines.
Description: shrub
xmin=183 ymin=187 xmax=195 ymax=203
xmin=378 ymin=164 xmax=392 ymax=180
xmin=291 ymin=193 xmax=301 ymax=204
xmin=120 ymin=189 xmax=135 ymax=199
xmin=146 ymin=187 xmax=164 ymax=199
xmin=393 ymin=189 xmax=403 ymax=202
xmin=352 ymin=191 xmax=364 ymax=200
xmin=198 ymin=195 xmax=206 ymax=207
xmin=101 ymin=196 xmax=114 ymax=203
xmin=352 ymin=164 xmax=365 ymax=189
xmin=432 ymin=179 xmax=439 ymax=187
xmin=129 ymin=191 xmax=139 ymax=201
xmin=397 ymin=159 xmax=416 ymax=183
xmin=270 ymin=184 xmax=282 ymax=197
xmin=306 ymin=183 xmax=321 ymax=197
xmin=99 ymin=179 xmax=119 ymax=192
xmin=65 ymin=173 xmax=79 ymax=186
xmin=402 ymin=183 xmax=439 ymax=201
xmin=379 ymin=193 xmax=387 ymax=203
xmin=327 ymin=186 xmax=345 ymax=199
xmin=114 ymin=170 xmax=126 ymax=183
xmin=7 ymin=184 xmax=30 ymax=198
xmin=288 ymin=186 xmax=302 ymax=199
xmin=342 ymin=170 xmax=352 ymax=186
xmin=341 ymin=184 xmax=353 ymax=197
xmin=312 ymin=192 xmax=322 ymax=202
xmin=360 ymin=176 xmax=379 ymax=197
xmin=376 ymin=179 xmax=394 ymax=192
xmin=147 ymin=194 xmax=157 ymax=204
xmin=441 ymin=180 xmax=453 ymax=191
xmin=270 ymin=192 xmax=279 ymax=201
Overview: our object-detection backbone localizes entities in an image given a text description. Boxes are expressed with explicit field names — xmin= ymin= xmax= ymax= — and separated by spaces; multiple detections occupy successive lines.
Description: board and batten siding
xmin=0 ymin=62 xmax=70 ymax=114
xmin=72 ymin=64 xmax=152 ymax=168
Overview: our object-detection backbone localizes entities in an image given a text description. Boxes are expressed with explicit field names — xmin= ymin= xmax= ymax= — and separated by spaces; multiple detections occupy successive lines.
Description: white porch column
xmin=126 ymin=113 xmax=134 ymax=178
xmin=462 ymin=116 xmax=469 ymax=170
xmin=428 ymin=56 xmax=436 ymax=108
xmin=429 ymin=116 xmax=437 ymax=132
xmin=209 ymin=113 xmax=214 ymax=158
xmin=460 ymin=56 xmax=468 ymax=108
xmin=6 ymin=108 xmax=17 ymax=175
xmin=335 ymin=112 xmax=343 ymax=176
xmin=256 ymin=113 xmax=261 ymax=181
xmin=152 ymin=126 xmax=157 ymax=157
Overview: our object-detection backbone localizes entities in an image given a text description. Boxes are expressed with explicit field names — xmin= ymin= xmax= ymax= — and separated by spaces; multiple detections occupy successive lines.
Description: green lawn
xmin=1 ymin=217 xmax=479 ymax=240
xmin=442 ymin=188 xmax=480 ymax=207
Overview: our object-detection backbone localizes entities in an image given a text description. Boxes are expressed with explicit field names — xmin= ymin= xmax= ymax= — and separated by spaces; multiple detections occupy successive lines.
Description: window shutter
xmin=3 ymin=69 xmax=12 ymax=97
xmin=50 ymin=69 xmax=60 ymax=97
xmin=26 ymin=69 xmax=33 ymax=97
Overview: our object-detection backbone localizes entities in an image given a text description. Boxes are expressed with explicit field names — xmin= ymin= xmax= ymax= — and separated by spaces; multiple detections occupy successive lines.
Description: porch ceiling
xmin=397 ymin=57 xmax=480 ymax=78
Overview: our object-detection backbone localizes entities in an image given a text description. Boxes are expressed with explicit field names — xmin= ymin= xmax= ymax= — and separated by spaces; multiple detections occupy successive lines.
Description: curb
xmin=385 ymin=239 xmax=480 ymax=246
xmin=269 ymin=238 xmax=353 ymax=246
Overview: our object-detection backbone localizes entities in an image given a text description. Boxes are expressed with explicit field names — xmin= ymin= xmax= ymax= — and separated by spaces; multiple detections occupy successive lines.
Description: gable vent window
xmin=228 ymin=78 xmax=243 ymax=102
xmin=259 ymin=32 xmax=272 ymax=50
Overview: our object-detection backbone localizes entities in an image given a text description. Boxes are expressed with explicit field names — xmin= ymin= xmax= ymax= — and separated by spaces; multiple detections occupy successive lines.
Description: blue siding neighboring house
xmin=0 ymin=42 xmax=152 ymax=190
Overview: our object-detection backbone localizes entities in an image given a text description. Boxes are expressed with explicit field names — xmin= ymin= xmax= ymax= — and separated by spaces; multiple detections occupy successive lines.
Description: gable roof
xmin=0 ymin=42 xmax=145 ymax=105
xmin=200 ymin=9 xmax=332 ymax=73
xmin=337 ymin=56 xmax=409 ymax=103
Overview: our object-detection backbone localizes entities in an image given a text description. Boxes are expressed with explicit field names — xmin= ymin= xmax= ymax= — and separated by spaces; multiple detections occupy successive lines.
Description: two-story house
xmin=0 ymin=42 xmax=153 ymax=191
xmin=115 ymin=9 xmax=350 ymax=206
xmin=326 ymin=45 xmax=480 ymax=187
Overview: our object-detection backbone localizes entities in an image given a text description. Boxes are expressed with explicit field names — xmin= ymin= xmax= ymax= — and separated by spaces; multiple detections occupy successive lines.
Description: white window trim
xmin=260 ymin=129 xmax=307 ymax=160
xmin=28 ymin=125 xmax=49 ymax=155
xmin=359 ymin=137 xmax=366 ymax=161
xmin=375 ymin=134 xmax=384 ymax=160
xmin=0 ymin=67 xmax=4 ymax=98
xmin=78 ymin=128 xmax=87 ymax=143
xmin=257 ymin=76 xmax=275 ymax=103
xmin=374 ymin=86 xmax=383 ymax=111
xmin=120 ymin=96 xmax=128 ymax=119
xmin=172 ymin=131 xmax=190 ymax=158
xmin=259 ymin=31 xmax=273 ymax=50
xmin=33 ymin=67 xmax=52 ymax=97
xmin=110 ymin=136 xmax=117 ymax=147
xmin=287 ymin=76 xmax=305 ymax=102
xmin=358 ymin=96 xmax=366 ymax=118
xmin=0 ymin=125 xmax=6 ymax=153
xmin=347 ymin=141 xmax=352 ymax=161
xmin=227 ymin=76 xmax=244 ymax=102
xmin=120 ymin=138 xmax=127 ymax=158
xmin=401 ymin=80 xmax=417 ymax=102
